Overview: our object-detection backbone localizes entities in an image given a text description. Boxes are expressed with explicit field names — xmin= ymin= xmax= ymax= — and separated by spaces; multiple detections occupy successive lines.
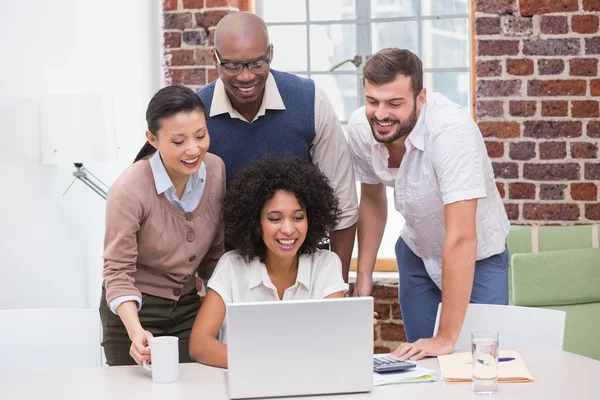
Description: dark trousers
xmin=99 ymin=286 xmax=201 ymax=366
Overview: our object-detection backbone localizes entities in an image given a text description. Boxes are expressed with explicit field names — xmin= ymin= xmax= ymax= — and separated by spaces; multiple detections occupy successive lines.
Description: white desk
xmin=1 ymin=348 xmax=599 ymax=399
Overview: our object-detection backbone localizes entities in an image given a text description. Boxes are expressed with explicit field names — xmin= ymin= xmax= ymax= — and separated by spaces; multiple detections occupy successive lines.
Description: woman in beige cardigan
xmin=100 ymin=85 xmax=225 ymax=366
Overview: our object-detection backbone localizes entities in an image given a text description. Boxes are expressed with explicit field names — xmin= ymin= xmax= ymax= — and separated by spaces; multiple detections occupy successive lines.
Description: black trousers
xmin=99 ymin=285 xmax=201 ymax=366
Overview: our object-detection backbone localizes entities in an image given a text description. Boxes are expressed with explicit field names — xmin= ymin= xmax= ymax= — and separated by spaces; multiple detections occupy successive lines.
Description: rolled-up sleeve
xmin=346 ymin=108 xmax=381 ymax=185
xmin=311 ymin=85 xmax=358 ymax=230
xmin=206 ymin=254 xmax=233 ymax=304
xmin=430 ymin=117 xmax=487 ymax=205
xmin=314 ymin=251 xmax=349 ymax=298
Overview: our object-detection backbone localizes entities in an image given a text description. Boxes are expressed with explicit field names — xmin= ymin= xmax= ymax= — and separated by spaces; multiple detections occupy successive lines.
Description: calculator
xmin=373 ymin=355 xmax=418 ymax=373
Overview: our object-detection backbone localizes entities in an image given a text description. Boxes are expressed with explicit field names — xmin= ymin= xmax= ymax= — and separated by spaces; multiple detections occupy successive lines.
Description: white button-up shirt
xmin=347 ymin=93 xmax=509 ymax=288
xmin=207 ymin=249 xmax=349 ymax=343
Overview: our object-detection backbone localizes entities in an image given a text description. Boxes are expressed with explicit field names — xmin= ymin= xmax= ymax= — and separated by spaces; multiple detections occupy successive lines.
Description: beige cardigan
xmin=103 ymin=153 xmax=225 ymax=303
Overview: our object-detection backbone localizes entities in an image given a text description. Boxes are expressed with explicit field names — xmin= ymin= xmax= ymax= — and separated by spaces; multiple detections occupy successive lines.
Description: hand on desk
xmin=130 ymin=329 xmax=154 ymax=365
xmin=392 ymin=336 xmax=454 ymax=361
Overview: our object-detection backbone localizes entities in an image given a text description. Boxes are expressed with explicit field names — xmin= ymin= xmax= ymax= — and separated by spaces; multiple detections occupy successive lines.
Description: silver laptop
xmin=226 ymin=297 xmax=374 ymax=399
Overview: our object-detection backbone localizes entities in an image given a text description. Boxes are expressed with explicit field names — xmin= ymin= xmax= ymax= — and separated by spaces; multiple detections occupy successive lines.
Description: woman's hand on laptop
xmin=129 ymin=329 xmax=154 ymax=365
xmin=373 ymin=312 xmax=378 ymax=326
xmin=391 ymin=336 xmax=454 ymax=361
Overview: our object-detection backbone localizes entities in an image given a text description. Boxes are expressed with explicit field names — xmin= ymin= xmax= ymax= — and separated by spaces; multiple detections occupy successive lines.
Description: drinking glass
xmin=471 ymin=331 xmax=499 ymax=395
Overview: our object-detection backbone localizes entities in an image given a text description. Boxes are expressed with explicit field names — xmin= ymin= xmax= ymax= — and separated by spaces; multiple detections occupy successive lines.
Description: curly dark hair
xmin=223 ymin=155 xmax=341 ymax=263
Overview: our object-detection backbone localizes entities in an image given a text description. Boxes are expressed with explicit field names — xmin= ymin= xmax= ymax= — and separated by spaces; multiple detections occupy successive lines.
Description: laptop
xmin=226 ymin=297 xmax=374 ymax=399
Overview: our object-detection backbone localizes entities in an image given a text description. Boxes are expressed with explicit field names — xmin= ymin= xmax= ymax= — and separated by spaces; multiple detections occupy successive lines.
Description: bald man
xmin=196 ymin=12 xmax=358 ymax=280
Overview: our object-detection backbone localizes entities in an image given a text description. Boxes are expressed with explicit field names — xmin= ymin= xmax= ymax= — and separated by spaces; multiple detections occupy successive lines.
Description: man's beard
xmin=368 ymin=105 xmax=418 ymax=144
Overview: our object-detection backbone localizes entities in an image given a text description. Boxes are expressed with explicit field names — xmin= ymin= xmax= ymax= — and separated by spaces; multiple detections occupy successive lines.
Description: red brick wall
xmin=475 ymin=0 xmax=600 ymax=223
xmin=162 ymin=0 xmax=242 ymax=90
xmin=348 ymin=282 xmax=405 ymax=353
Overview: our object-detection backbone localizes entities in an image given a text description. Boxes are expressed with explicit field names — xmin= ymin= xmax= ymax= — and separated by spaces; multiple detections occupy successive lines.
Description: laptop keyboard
xmin=373 ymin=356 xmax=417 ymax=373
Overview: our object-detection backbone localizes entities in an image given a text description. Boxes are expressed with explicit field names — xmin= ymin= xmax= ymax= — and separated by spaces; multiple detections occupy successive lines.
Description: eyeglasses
xmin=214 ymin=47 xmax=271 ymax=76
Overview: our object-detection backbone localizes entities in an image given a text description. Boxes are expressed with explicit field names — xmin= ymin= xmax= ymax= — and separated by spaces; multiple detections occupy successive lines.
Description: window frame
xmin=255 ymin=0 xmax=473 ymax=271
xmin=256 ymin=0 xmax=471 ymax=124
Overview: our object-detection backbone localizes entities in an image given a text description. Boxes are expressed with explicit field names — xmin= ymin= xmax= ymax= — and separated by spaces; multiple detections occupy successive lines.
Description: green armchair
xmin=506 ymin=224 xmax=599 ymax=300
xmin=511 ymin=248 xmax=600 ymax=360
xmin=507 ymin=224 xmax=599 ymax=256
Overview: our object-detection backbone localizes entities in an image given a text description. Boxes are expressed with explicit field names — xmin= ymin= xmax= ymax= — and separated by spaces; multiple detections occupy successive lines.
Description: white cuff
xmin=442 ymin=188 xmax=487 ymax=205
xmin=355 ymin=171 xmax=381 ymax=185
xmin=109 ymin=295 xmax=142 ymax=315
xmin=207 ymin=282 xmax=230 ymax=304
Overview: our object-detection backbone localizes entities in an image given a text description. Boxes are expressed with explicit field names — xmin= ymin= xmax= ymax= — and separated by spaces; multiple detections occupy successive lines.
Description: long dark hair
xmin=133 ymin=85 xmax=205 ymax=163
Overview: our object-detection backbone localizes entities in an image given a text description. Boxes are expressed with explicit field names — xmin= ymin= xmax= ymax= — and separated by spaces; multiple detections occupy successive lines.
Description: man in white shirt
xmin=348 ymin=48 xmax=510 ymax=360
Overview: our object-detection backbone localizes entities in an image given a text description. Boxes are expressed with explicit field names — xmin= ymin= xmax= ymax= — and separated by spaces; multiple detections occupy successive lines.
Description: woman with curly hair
xmin=189 ymin=155 xmax=348 ymax=368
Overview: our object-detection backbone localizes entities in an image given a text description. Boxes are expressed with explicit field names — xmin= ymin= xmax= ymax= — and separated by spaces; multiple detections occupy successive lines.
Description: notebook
xmin=438 ymin=350 xmax=533 ymax=383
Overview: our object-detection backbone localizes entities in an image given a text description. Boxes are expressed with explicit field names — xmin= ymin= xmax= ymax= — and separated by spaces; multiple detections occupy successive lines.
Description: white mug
xmin=142 ymin=336 xmax=179 ymax=383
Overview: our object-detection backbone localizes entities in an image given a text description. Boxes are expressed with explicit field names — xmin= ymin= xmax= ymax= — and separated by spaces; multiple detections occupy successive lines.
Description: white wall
xmin=0 ymin=0 xmax=162 ymax=309
xmin=351 ymin=185 xmax=405 ymax=261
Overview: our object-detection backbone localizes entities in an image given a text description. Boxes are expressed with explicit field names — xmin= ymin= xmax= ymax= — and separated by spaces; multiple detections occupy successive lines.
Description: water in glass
xmin=471 ymin=331 xmax=499 ymax=395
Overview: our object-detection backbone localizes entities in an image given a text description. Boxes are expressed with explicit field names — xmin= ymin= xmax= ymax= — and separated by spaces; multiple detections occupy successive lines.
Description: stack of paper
xmin=372 ymin=355 xmax=437 ymax=386
xmin=373 ymin=367 xmax=437 ymax=386
xmin=438 ymin=350 xmax=533 ymax=383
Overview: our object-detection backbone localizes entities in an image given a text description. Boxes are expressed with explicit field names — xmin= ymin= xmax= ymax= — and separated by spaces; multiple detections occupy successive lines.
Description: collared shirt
xmin=108 ymin=150 xmax=208 ymax=315
xmin=347 ymin=93 xmax=509 ymax=289
xmin=148 ymin=150 xmax=207 ymax=212
xmin=208 ymin=72 xmax=358 ymax=230
xmin=207 ymin=249 xmax=349 ymax=343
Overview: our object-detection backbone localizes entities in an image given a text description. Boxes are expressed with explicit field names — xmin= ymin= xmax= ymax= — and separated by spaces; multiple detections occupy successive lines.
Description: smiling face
xmin=212 ymin=34 xmax=272 ymax=110
xmin=146 ymin=110 xmax=209 ymax=180
xmin=260 ymin=190 xmax=308 ymax=265
xmin=364 ymin=73 xmax=426 ymax=144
